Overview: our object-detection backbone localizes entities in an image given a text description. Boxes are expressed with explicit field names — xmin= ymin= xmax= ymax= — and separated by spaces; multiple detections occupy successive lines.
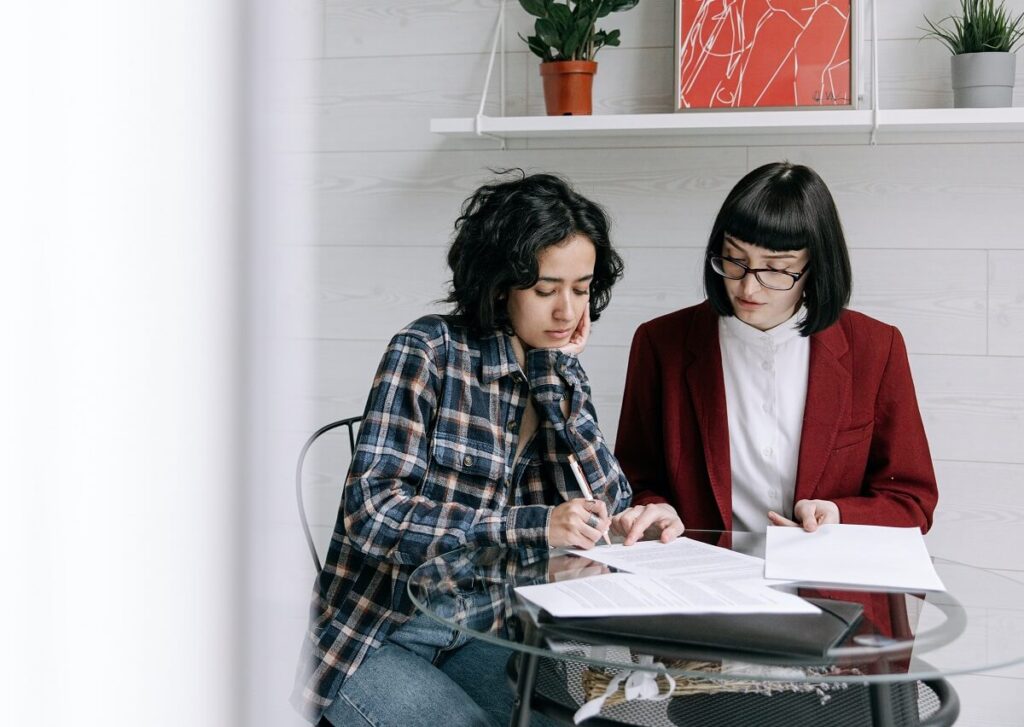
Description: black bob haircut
xmin=704 ymin=161 xmax=852 ymax=337
xmin=446 ymin=170 xmax=624 ymax=332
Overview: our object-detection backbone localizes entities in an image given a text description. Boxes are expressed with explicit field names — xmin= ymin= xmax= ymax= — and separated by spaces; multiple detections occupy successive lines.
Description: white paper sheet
xmin=568 ymin=537 xmax=765 ymax=581
xmin=764 ymin=524 xmax=946 ymax=592
xmin=514 ymin=572 xmax=820 ymax=617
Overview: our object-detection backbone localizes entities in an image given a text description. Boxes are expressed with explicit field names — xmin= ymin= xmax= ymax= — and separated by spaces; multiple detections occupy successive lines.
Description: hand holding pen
xmin=545 ymin=454 xmax=612 ymax=549
xmin=548 ymin=498 xmax=611 ymax=550
xmin=568 ymin=454 xmax=612 ymax=546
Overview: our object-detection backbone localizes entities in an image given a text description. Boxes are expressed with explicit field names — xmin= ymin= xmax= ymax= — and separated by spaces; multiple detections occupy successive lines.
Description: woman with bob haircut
xmin=613 ymin=161 xmax=938 ymax=543
xmin=293 ymin=171 xmax=651 ymax=727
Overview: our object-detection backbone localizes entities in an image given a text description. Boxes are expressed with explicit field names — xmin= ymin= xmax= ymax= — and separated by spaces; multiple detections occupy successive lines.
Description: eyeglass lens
xmin=711 ymin=257 xmax=796 ymax=291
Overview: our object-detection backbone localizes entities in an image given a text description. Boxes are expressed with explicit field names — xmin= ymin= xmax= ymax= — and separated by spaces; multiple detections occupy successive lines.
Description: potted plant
xmin=519 ymin=0 xmax=639 ymax=116
xmin=922 ymin=0 xmax=1024 ymax=108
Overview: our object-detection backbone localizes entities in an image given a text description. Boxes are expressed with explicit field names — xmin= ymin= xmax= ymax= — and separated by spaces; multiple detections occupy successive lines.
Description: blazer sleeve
xmin=614 ymin=324 xmax=672 ymax=508
xmin=831 ymin=327 xmax=939 ymax=531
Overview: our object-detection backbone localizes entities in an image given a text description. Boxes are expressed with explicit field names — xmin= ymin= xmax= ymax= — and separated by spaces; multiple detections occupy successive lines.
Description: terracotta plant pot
xmin=540 ymin=61 xmax=598 ymax=116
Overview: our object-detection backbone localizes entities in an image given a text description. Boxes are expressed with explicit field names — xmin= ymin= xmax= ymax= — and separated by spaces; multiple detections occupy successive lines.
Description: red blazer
xmin=615 ymin=301 xmax=938 ymax=532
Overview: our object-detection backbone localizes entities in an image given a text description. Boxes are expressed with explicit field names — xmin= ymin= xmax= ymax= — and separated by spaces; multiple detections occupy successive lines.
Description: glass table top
xmin=407 ymin=531 xmax=1024 ymax=686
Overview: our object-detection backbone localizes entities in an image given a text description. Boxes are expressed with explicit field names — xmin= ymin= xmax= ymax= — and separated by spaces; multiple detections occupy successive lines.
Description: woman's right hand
xmin=610 ymin=503 xmax=685 ymax=545
xmin=548 ymin=498 xmax=610 ymax=549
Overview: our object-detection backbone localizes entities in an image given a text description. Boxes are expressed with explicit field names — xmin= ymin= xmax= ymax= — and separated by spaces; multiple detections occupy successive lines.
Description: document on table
xmin=566 ymin=537 xmax=766 ymax=582
xmin=765 ymin=524 xmax=946 ymax=592
xmin=515 ymin=537 xmax=810 ymax=617
xmin=514 ymin=572 xmax=819 ymax=618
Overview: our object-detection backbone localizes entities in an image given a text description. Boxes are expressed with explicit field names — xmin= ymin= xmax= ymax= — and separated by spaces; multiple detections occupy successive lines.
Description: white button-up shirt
xmin=719 ymin=311 xmax=809 ymax=532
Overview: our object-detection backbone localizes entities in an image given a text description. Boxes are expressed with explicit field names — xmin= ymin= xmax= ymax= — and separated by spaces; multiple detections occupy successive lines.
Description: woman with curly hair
xmin=293 ymin=171 xmax=667 ymax=727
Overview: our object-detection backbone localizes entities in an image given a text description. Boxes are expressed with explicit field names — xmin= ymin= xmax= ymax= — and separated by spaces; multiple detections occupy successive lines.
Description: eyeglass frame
xmin=707 ymin=254 xmax=808 ymax=291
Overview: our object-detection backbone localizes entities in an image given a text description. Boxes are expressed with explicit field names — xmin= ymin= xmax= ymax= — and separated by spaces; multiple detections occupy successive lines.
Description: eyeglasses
xmin=708 ymin=255 xmax=807 ymax=291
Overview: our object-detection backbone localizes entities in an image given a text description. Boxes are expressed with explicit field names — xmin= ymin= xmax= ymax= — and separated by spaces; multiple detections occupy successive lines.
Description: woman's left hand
xmin=768 ymin=499 xmax=840 ymax=532
xmin=559 ymin=306 xmax=591 ymax=357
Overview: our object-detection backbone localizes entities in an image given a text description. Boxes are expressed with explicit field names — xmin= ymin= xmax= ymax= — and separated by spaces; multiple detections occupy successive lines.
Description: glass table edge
xmin=407 ymin=540 xmax=1024 ymax=686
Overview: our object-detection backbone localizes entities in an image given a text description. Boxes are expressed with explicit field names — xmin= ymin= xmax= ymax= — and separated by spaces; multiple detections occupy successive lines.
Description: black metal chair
xmin=295 ymin=415 xmax=362 ymax=573
xmin=509 ymin=652 xmax=960 ymax=727
xmin=508 ymin=591 xmax=960 ymax=727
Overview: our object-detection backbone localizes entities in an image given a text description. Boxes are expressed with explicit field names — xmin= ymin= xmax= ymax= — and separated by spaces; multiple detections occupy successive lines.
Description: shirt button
xmin=762 ymin=403 xmax=771 ymax=413
xmin=761 ymin=360 xmax=771 ymax=370
xmin=463 ymin=455 xmax=474 ymax=467
xmin=508 ymin=420 xmax=518 ymax=432
xmin=762 ymin=447 xmax=772 ymax=457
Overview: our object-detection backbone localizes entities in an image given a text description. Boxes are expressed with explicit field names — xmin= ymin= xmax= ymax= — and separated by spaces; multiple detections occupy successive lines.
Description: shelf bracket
xmin=475 ymin=0 xmax=507 ymax=149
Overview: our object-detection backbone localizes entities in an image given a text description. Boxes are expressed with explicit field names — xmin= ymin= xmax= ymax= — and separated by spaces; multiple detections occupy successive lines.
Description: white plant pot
xmin=951 ymin=52 xmax=1016 ymax=108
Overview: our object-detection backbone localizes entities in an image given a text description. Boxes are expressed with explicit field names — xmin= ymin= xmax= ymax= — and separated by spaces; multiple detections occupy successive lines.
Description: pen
xmin=567 ymin=454 xmax=612 ymax=545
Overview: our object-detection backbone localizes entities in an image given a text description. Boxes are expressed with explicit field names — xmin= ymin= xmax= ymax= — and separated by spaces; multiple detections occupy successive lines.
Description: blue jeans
xmin=322 ymin=613 xmax=555 ymax=727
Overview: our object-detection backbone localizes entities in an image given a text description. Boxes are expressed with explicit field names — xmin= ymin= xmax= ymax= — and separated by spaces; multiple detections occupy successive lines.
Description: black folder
xmin=536 ymin=597 xmax=864 ymax=659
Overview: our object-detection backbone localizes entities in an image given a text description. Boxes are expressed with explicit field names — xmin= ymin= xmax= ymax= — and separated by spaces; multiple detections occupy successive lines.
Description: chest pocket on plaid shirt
xmin=428 ymin=435 xmax=508 ymax=505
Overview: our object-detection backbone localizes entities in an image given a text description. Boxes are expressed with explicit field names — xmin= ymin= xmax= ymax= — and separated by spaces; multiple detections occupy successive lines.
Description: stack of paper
xmin=515 ymin=538 xmax=811 ymax=618
xmin=514 ymin=525 xmax=946 ymax=618
xmin=764 ymin=524 xmax=946 ymax=592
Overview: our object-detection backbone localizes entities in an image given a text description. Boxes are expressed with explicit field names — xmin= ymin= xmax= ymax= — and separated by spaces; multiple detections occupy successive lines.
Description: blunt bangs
xmin=720 ymin=187 xmax=815 ymax=254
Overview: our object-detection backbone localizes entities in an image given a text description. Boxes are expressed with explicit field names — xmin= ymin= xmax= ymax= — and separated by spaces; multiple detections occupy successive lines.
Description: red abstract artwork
xmin=677 ymin=0 xmax=853 ymax=109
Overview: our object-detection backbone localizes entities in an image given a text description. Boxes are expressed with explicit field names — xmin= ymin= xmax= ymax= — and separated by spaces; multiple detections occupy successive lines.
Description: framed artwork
xmin=675 ymin=0 xmax=857 ymax=110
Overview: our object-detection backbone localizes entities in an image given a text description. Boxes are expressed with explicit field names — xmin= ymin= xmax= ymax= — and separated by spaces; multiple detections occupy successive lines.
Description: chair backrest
xmin=295 ymin=416 xmax=362 ymax=572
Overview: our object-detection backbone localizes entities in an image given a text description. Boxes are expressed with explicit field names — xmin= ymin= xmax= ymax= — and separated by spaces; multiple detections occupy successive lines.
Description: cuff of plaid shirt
xmin=504 ymin=504 xmax=552 ymax=548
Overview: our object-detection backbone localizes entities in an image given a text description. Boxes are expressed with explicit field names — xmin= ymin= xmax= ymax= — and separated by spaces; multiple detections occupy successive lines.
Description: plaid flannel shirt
xmin=292 ymin=315 xmax=631 ymax=722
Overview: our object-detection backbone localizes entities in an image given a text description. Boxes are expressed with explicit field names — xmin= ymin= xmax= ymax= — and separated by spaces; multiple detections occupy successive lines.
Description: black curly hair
xmin=445 ymin=170 xmax=624 ymax=332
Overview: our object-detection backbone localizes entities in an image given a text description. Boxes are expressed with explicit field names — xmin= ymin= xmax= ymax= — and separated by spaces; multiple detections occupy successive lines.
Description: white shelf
xmin=880 ymin=107 xmax=1024 ymax=134
xmin=430 ymin=107 xmax=1024 ymax=142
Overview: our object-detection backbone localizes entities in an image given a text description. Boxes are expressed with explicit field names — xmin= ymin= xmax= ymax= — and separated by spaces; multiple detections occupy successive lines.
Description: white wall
xmin=3 ymin=2 xmax=330 ymax=726
xmin=242 ymin=2 xmax=323 ymax=726
xmin=2 ymin=3 xmax=243 ymax=726
xmin=300 ymin=1 xmax=1024 ymax=725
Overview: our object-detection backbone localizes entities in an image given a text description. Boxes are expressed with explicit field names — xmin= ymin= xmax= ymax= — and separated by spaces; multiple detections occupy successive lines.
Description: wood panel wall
xmin=292 ymin=3 xmax=1024 ymax=724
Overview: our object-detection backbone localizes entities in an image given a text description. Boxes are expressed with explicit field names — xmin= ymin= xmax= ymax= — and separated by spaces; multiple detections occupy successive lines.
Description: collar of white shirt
xmin=721 ymin=306 xmax=807 ymax=348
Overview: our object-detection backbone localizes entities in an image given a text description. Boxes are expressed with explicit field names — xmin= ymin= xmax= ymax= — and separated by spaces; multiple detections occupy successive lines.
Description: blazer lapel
xmin=794 ymin=322 xmax=851 ymax=503
xmin=685 ymin=304 xmax=732 ymax=529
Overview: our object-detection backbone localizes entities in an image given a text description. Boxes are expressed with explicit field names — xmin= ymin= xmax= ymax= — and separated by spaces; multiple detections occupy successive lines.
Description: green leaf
xmin=519 ymin=0 xmax=637 ymax=60
xmin=548 ymin=2 xmax=573 ymax=32
xmin=921 ymin=0 xmax=1024 ymax=54
xmin=564 ymin=23 xmax=587 ymax=59
xmin=519 ymin=32 xmax=552 ymax=60
xmin=518 ymin=0 xmax=549 ymax=19
xmin=594 ymin=0 xmax=639 ymax=19
xmin=608 ymin=0 xmax=639 ymax=13
xmin=536 ymin=18 xmax=562 ymax=52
